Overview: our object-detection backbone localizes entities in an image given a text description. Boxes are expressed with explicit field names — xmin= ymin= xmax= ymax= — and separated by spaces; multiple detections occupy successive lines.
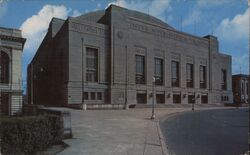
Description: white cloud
xmin=183 ymin=9 xmax=201 ymax=26
xmin=149 ymin=0 xmax=171 ymax=20
xmin=97 ymin=3 xmax=102 ymax=8
xmin=85 ymin=9 xmax=89 ymax=13
xmin=183 ymin=0 xmax=230 ymax=28
xmin=107 ymin=0 xmax=171 ymax=22
xmin=72 ymin=9 xmax=81 ymax=17
xmin=215 ymin=8 xmax=249 ymax=41
xmin=20 ymin=5 xmax=71 ymax=52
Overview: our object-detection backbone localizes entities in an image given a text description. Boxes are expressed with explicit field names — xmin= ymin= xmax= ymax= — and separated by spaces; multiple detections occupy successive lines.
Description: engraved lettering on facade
xmin=200 ymin=58 xmax=207 ymax=65
xmin=70 ymin=23 xmax=107 ymax=36
xmin=186 ymin=56 xmax=193 ymax=63
xmin=135 ymin=46 xmax=146 ymax=55
xmin=129 ymin=21 xmax=208 ymax=48
xmin=171 ymin=53 xmax=180 ymax=61
xmin=155 ymin=49 xmax=164 ymax=58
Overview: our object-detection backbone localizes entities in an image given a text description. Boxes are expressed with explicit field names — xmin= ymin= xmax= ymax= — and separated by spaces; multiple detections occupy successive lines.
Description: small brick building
xmin=232 ymin=74 xmax=249 ymax=104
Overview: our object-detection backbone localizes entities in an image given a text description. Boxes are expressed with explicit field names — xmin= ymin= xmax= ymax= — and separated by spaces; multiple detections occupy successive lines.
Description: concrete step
xmin=134 ymin=103 xmax=223 ymax=109
xmin=87 ymin=104 xmax=125 ymax=110
xmin=85 ymin=103 xmax=223 ymax=110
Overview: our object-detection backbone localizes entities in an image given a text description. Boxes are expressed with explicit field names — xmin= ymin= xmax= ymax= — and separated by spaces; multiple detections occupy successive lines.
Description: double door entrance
xmin=0 ymin=92 xmax=10 ymax=115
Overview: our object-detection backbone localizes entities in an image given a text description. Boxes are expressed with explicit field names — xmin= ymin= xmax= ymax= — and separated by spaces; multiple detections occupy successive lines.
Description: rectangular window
xmin=86 ymin=47 xmax=98 ymax=82
xmin=136 ymin=55 xmax=145 ymax=84
xmin=221 ymin=69 xmax=227 ymax=90
xmin=201 ymin=94 xmax=208 ymax=104
xmin=171 ymin=61 xmax=179 ymax=87
xmin=186 ymin=64 xmax=194 ymax=88
xmin=97 ymin=92 xmax=102 ymax=100
xmin=200 ymin=66 xmax=206 ymax=89
xmin=154 ymin=58 xmax=163 ymax=85
xmin=91 ymin=92 xmax=95 ymax=100
xmin=173 ymin=94 xmax=181 ymax=104
xmin=156 ymin=94 xmax=165 ymax=104
xmin=136 ymin=93 xmax=147 ymax=104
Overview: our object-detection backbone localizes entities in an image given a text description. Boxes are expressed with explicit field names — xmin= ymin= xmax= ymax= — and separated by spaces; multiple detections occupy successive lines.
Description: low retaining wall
xmin=37 ymin=107 xmax=72 ymax=139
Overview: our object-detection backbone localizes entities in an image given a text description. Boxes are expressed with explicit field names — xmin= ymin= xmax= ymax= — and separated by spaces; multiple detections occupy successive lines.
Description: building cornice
xmin=0 ymin=35 xmax=26 ymax=44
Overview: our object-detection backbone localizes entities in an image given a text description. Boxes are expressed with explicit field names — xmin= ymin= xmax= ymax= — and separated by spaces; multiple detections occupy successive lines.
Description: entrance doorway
xmin=188 ymin=93 xmax=195 ymax=104
xmin=0 ymin=93 xmax=10 ymax=115
xmin=156 ymin=94 xmax=165 ymax=104
xmin=201 ymin=94 xmax=208 ymax=104
xmin=137 ymin=93 xmax=147 ymax=104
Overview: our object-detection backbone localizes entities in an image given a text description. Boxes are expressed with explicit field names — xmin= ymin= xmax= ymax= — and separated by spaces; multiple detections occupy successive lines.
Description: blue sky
xmin=0 ymin=0 xmax=249 ymax=90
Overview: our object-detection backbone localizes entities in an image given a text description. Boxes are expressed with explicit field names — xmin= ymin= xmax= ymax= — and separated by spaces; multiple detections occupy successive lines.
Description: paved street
xmin=58 ymin=108 xmax=187 ymax=155
xmin=52 ymin=105 xmax=233 ymax=155
xmin=160 ymin=108 xmax=249 ymax=155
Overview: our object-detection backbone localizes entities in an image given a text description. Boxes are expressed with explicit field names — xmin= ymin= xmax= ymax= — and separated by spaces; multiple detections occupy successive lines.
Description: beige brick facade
xmin=28 ymin=5 xmax=233 ymax=108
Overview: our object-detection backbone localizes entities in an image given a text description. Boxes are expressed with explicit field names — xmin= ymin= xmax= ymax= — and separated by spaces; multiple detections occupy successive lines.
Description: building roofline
xmin=0 ymin=26 xmax=21 ymax=32
xmin=232 ymin=74 xmax=250 ymax=77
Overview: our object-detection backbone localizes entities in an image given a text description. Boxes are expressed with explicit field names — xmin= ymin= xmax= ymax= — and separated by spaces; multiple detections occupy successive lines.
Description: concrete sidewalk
xmin=57 ymin=107 xmax=231 ymax=155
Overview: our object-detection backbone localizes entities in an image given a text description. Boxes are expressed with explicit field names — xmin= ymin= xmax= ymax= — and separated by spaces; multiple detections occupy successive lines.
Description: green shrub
xmin=0 ymin=115 xmax=63 ymax=155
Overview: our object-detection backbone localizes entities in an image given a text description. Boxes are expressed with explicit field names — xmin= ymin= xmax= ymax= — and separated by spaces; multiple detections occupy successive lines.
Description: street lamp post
xmin=81 ymin=38 xmax=86 ymax=110
xmin=192 ymin=94 xmax=195 ymax=111
xmin=151 ymin=77 xmax=156 ymax=119
xmin=192 ymin=100 xmax=194 ymax=111
xmin=124 ymin=45 xmax=128 ymax=110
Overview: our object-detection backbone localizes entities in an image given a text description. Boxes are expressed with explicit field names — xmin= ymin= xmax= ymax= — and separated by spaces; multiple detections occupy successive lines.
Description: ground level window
xmin=137 ymin=93 xmax=147 ymax=104
xmin=222 ymin=96 xmax=229 ymax=101
xmin=188 ymin=94 xmax=195 ymax=104
xmin=97 ymin=92 xmax=102 ymax=100
xmin=201 ymin=94 xmax=208 ymax=104
xmin=91 ymin=92 xmax=95 ymax=100
xmin=156 ymin=94 xmax=165 ymax=104
xmin=173 ymin=94 xmax=181 ymax=104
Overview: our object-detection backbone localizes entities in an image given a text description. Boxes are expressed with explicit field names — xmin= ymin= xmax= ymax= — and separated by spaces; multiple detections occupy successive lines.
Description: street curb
xmin=156 ymin=120 xmax=170 ymax=155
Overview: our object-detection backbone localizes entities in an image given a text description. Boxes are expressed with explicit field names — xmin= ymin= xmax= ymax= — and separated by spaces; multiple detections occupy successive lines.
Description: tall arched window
xmin=0 ymin=51 xmax=9 ymax=83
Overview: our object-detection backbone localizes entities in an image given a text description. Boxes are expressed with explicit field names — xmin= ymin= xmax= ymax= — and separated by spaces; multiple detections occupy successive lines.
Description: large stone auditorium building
xmin=27 ymin=5 xmax=233 ymax=108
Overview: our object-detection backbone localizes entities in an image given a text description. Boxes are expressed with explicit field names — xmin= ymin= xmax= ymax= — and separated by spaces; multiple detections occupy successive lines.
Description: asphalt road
xmin=160 ymin=108 xmax=249 ymax=155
